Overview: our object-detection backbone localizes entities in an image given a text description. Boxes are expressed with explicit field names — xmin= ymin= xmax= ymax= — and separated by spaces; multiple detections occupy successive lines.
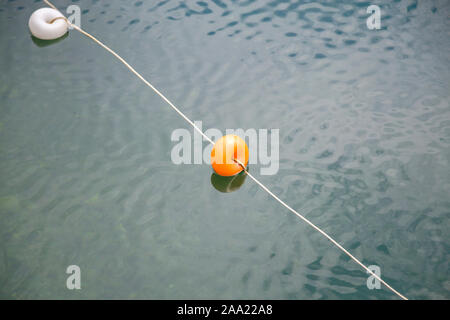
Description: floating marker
xmin=211 ymin=135 xmax=249 ymax=177
xmin=28 ymin=8 xmax=68 ymax=40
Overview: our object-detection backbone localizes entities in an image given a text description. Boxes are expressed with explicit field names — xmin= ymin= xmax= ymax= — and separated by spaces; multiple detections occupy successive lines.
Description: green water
xmin=0 ymin=0 xmax=449 ymax=299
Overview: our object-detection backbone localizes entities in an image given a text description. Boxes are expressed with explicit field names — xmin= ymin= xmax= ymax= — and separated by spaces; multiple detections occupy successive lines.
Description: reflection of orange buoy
xmin=210 ymin=171 xmax=247 ymax=193
xmin=211 ymin=135 xmax=249 ymax=176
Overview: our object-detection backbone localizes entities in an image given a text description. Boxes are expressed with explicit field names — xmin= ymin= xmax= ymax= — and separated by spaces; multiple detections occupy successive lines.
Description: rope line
xmin=43 ymin=0 xmax=407 ymax=300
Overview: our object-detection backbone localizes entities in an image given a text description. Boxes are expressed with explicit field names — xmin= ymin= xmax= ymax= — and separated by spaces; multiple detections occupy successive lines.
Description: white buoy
xmin=28 ymin=8 xmax=68 ymax=40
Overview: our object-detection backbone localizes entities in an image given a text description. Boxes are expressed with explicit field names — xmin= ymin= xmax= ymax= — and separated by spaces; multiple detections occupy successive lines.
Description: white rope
xmin=43 ymin=0 xmax=408 ymax=300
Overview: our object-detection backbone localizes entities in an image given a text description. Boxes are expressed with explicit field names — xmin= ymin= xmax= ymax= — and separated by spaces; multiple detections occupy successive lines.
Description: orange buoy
xmin=211 ymin=134 xmax=249 ymax=176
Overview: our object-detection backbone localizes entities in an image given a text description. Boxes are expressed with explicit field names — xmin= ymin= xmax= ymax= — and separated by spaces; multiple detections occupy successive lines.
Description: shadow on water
xmin=210 ymin=169 xmax=248 ymax=193
xmin=31 ymin=32 xmax=68 ymax=48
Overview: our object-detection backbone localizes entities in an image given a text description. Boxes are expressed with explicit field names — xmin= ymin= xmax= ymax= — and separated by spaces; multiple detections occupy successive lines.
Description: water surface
xmin=0 ymin=0 xmax=449 ymax=299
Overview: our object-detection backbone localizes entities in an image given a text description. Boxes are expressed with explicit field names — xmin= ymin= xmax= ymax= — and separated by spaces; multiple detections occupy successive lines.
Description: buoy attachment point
xmin=211 ymin=134 xmax=249 ymax=177
xmin=28 ymin=8 xmax=68 ymax=40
